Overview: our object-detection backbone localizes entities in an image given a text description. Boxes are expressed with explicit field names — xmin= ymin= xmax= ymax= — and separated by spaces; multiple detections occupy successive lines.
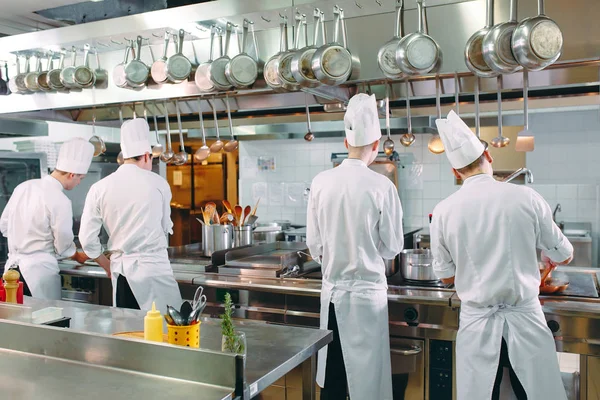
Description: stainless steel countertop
xmin=0 ymin=348 xmax=233 ymax=400
xmin=20 ymin=298 xmax=331 ymax=396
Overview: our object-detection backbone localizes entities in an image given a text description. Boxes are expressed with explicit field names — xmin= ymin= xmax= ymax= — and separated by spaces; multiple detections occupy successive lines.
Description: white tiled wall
xmin=239 ymin=108 xmax=600 ymax=265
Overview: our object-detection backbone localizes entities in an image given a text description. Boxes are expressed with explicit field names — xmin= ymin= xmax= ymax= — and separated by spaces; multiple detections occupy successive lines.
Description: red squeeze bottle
xmin=429 ymin=214 xmax=433 ymax=223
xmin=0 ymin=280 xmax=5 ymax=302
xmin=17 ymin=281 xmax=23 ymax=304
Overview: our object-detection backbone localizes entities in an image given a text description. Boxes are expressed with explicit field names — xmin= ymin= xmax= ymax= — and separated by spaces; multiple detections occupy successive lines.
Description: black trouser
xmin=492 ymin=338 xmax=528 ymax=400
xmin=13 ymin=266 xmax=31 ymax=297
xmin=116 ymin=274 xmax=140 ymax=310
xmin=321 ymin=302 xmax=349 ymax=400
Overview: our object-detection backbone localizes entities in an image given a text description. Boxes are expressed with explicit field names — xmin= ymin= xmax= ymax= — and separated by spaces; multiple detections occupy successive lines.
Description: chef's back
xmin=433 ymin=175 xmax=568 ymax=307
xmin=308 ymin=161 xmax=403 ymax=287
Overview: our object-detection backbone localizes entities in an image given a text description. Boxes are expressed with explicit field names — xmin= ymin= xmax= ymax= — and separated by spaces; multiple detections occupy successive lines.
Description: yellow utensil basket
xmin=167 ymin=322 xmax=200 ymax=348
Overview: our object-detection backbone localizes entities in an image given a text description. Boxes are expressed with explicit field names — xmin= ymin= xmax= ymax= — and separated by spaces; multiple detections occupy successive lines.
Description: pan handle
xmin=416 ymin=0 xmax=424 ymax=34
xmin=395 ymin=0 xmax=404 ymax=38
xmin=509 ymin=0 xmax=518 ymax=22
xmin=223 ymin=23 xmax=232 ymax=57
xmin=537 ymin=0 xmax=545 ymax=16
xmin=340 ymin=8 xmax=348 ymax=49
xmin=391 ymin=346 xmax=422 ymax=356
xmin=312 ymin=8 xmax=321 ymax=47
xmin=485 ymin=0 xmax=494 ymax=28
xmin=135 ymin=36 xmax=143 ymax=61
xmin=332 ymin=6 xmax=341 ymax=44
xmin=293 ymin=12 xmax=303 ymax=50
xmin=320 ymin=11 xmax=327 ymax=46
xmin=177 ymin=29 xmax=185 ymax=56
xmin=249 ymin=21 xmax=260 ymax=61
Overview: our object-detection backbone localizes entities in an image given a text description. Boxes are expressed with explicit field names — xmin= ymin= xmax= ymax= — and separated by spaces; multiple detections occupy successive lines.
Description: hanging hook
xmin=110 ymin=38 xmax=123 ymax=46
xmin=375 ymin=0 xmax=382 ymax=6
xmin=355 ymin=1 xmax=363 ymax=9
xmin=261 ymin=16 xmax=272 ymax=23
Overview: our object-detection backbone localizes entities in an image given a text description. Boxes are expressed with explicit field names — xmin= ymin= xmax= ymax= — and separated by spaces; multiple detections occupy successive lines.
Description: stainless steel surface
xmin=400 ymin=249 xmax=438 ymax=282
xmin=234 ymin=225 xmax=253 ymax=247
xmin=390 ymin=337 xmax=425 ymax=400
xmin=550 ymin=270 xmax=599 ymax=298
xmin=503 ymin=167 xmax=534 ymax=183
xmin=482 ymin=0 xmax=521 ymax=74
xmin=203 ymin=224 xmax=233 ymax=257
xmin=222 ymin=242 xmax=309 ymax=277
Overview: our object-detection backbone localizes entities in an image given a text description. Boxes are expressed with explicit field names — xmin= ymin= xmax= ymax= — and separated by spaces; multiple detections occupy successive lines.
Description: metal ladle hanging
xmin=491 ymin=75 xmax=510 ymax=148
xmin=159 ymin=101 xmax=175 ymax=163
xmin=209 ymin=98 xmax=224 ymax=153
xmin=117 ymin=106 xmax=125 ymax=165
xmin=172 ymin=100 xmax=188 ymax=165
xmin=195 ymin=98 xmax=211 ymax=162
xmin=428 ymin=75 xmax=445 ymax=154
xmin=89 ymin=110 xmax=106 ymax=157
xmin=223 ymin=95 xmax=239 ymax=152
xmin=151 ymin=103 xmax=164 ymax=158
xmin=383 ymin=84 xmax=395 ymax=155
xmin=304 ymin=93 xmax=314 ymax=141
xmin=400 ymin=80 xmax=415 ymax=147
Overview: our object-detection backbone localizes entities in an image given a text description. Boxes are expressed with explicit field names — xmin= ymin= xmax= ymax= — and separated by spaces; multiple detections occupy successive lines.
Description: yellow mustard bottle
xmin=144 ymin=302 xmax=163 ymax=342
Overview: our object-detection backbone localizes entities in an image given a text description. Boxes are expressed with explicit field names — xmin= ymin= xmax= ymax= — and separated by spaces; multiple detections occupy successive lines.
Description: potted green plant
xmin=221 ymin=292 xmax=246 ymax=355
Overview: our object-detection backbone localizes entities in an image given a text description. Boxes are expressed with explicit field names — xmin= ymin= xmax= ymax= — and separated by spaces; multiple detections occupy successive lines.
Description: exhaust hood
xmin=0 ymin=118 xmax=48 ymax=138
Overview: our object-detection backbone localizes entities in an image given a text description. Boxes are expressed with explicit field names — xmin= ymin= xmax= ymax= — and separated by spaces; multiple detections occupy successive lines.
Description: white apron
xmin=110 ymin=250 xmax=182 ymax=314
xmin=6 ymin=252 xmax=61 ymax=300
xmin=457 ymin=297 xmax=567 ymax=400
xmin=317 ymin=279 xmax=393 ymax=400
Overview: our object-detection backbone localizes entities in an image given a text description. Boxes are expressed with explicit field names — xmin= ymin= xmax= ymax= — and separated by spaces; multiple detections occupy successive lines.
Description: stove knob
xmin=547 ymin=320 xmax=560 ymax=333
xmin=404 ymin=307 xmax=419 ymax=326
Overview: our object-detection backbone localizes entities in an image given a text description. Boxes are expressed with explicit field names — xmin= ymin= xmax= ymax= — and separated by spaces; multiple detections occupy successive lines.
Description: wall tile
xmin=421 ymin=164 xmax=441 ymax=181
xmin=423 ymin=183 xmax=441 ymax=199
xmin=557 ymin=184 xmax=578 ymax=200
xmin=578 ymin=184 xmax=597 ymax=200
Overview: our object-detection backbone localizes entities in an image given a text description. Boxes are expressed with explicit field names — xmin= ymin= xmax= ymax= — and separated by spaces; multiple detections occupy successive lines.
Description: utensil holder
xmin=202 ymin=224 xmax=233 ymax=256
xmin=167 ymin=322 xmax=200 ymax=348
xmin=234 ymin=225 xmax=253 ymax=247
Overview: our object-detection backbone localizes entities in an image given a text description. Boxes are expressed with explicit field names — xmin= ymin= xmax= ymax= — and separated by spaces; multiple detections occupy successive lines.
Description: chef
xmin=0 ymin=138 xmax=96 ymax=299
xmin=431 ymin=110 xmax=572 ymax=400
xmin=307 ymin=93 xmax=404 ymax=400
xmin=79 ymin=118 xmax=182 ymax=313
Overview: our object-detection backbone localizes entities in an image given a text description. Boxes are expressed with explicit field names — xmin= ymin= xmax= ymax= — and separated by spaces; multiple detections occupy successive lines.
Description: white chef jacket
xmin=0 ymin=175 xmax=76 ymax=258
xmin=431 ymin=173 xmax=573 ymax=307
xmin=307 ymin=158 xmax=403 ymax=400
xmin=307 ymin=158 xmax=404 ymax=287
xmin=79 ymin=164 xmax=173 ymax=259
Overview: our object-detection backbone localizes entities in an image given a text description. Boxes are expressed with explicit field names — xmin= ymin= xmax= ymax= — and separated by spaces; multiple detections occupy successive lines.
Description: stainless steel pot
xmin=377 ymin=0 xmax=404 ymax=80
xmin=234 ymin=225 xmax=253 ymax=247
xmin=202 ymin=224 xmax=233 ymax=256
xmin=464 ymin=0 xmax=498 ymax=78
xmin=253 ymin=223 xmax=285 ymax=244
xmin=482 ymin=0 xmax=521 ymax=74
xmin=400 ymin=249 xmax=437 ymax=282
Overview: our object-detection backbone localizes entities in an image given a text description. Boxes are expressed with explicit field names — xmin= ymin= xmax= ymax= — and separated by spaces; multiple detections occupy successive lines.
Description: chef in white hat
xmin=79 ymin=118 xmax=182 ymax=313
xmin=431 ymin=110 xmax=572 ymax=400
xmin=307 ymin=93 xmax=403 ymax=400
xmin=0 ymin=138 xmax=95 ymax=299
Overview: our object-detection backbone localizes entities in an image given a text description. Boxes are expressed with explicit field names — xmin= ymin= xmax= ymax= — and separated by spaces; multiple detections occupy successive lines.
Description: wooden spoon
xmin=234 ymin=205 xmax=243 ymax=227
xmin=242 ymin=205 xmax=252 ymax=225
xmin=222 ymin=200 xmax=233 ymax=213
xmin=251 ymin=198 xmax=261 ymax=216
xmin=540 ymin=263 xmax=557 ymax=287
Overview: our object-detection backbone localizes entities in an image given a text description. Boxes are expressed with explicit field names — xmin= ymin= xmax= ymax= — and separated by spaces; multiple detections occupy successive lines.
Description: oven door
xmin=391 ymin=337 xmax=425 ymax=400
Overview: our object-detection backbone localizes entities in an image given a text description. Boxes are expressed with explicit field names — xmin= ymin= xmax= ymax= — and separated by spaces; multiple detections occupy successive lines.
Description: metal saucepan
xmin=209 ymin=98 xmax=224 ymax=152
xmin=264 ymin=16 xmax=289 ymax=91
xmin=15 ymin=55 xmax=31 ymax=93
xmin=491 ymin=76 xmax=510 ymax=148
xmin=36 ymin=53 xmax=53 ymax=92
xmin=151 ymin=31 xmax=171 ymax=84
xmin=304 ymin=93 xmax=314 ymax=141
xmin=166 ymin=29 xmax=193 ymax=83
xmin=223 ymin=95 xmax=238 ymax=152
xmin=194 ymin=98 xmax=211 ymax=162
xmin=378 ymin=0 xmax=404 ymax=80
xmin=400 ymin=80 xmax=415 ymax=147
xmin=291 ymin=9 xmax=323 ymax=88
xmin=395 ymin=0 xmax=440 ymax=76
xmin=225 ymin=19 xmax=259 ymax=88
xmin=60 ymin=48 xmax=78 ymax=89
xmin=47 ymin=52 xmax=66 ymax=91
xmin=400 ymin=249 xmax=438 ymax=282
xmin=89 ymin=113 xmax=106 ymax=157
xmin=465 ymin=0 xmax=497 ymax=78
xmin=511 ymin=0 xmax=563 ymax=71
xmin=93 ymin=48 xmax=108 ymax=88
xmin=209 ymin=23 xmax=234 ymax=91
xmin=277 ymin=12 xmax=304 ymax=92
xmin=24 ymin=55 xmax=42 ymax=92
xmin=125 ymin=36 xmax=149 ymax=88
xmin=483 ymin=0 xmax=521 ymax=74
xmin=195 ymin=25 xmax=217 ymax=92
xmin=428 ymin=76 xmax=445 ymax=154
xmin=113 ymin=41 xmax=133 ymax=89
xmin=159 ymin=101 xmax=175 ymax=163
xmin=422 ymin=3 xmax=443 ymax=73
xmin=74 ymin=44 xmax=96 ymax=88
xmin=172 ymin=100 xmax=188 ymax=166
xmin=8 ymin=57 xmax=20 ymax=94
xmin=311 ymin=6 xmax=354 ymax=86
xmin=383 ymin=84 xmax=394 ymax=155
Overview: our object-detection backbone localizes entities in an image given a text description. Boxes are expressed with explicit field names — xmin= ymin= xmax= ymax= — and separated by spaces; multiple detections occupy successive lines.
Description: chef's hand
xmin=94 ymin=254 xmax=111 ymax=279
xmin=441 ymin=276 xmax=455 ymax=285
xmin=71 ymin=251 xmax=89 ymax=265
xmin=541 ymin=253 xmax=573 ymax=267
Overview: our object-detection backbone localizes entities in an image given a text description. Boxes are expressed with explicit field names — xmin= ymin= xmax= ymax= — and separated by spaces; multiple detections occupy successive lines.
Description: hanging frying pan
xmin=166 ymin=29 xmax=192 ymax=83
xmin=511 ymin=0 xmax=563 ymax=71
xmin=36 ymin=53 xmax=53 ymax=92
xmin=113 ymin=41 xmax=133 ymax=88
xmin=482 ymin=0 xmax=521 ymax=74
xmin=125 ymin=36 xmax=149 ymax=88
xmin=225 ymin=19 xmax=259 ymax=88
xmin=151 ymin=31 xmax=171 ymax=84
xmin=47 ymin=52 xmax=66 ymax=91
xmin=465 ymin=0 xmax=497 ymax=78
xmin=378 ymin=0 xmax=404 ymax=79
xmin=24 ymin=55 xmax=42 ymax=92
xmin=195 ymin=25 xmax=217 ymax=92
xmin=291 ymin=9 xmax=323 ymax=88
xmin=74 ymin=44 xmax=96 ymax=88
xmin=277 ymin=12 xmax=304 ymax=92
xmin=264 ymin=16 xmax=289 ymax=91
xmin=209 ymin=23 xmax=234 ymax=91
xmin=8 ymin=57 xmax=20 ymax=94
xmin=59 ymin=48 xmax=78 ymax=89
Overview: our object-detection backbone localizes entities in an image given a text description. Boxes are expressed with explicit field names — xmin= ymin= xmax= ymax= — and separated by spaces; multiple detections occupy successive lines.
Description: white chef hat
xmin=55 ymin=138 xmax=94 ymax=174
xmin=435 ymin=110 xmax=485 ymax=169
xmin=120 ymin=118 xmax=152 ymax=159
xmin=344 ymin=93 xmax=382 ymax=147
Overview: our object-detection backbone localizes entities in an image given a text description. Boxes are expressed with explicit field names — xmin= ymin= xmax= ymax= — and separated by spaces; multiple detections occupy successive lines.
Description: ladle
xmin=223 ymin=95 xmax=239 ymax=152
xmin=400 ymin=81 xmax=415 ymax=147
xmin=194 ymin=98 xmax=211 ymax=162
xmin=117 ymin=106 xmax=125 ymax=165
xmin=172 ymin=100 xmax=188 ymax=165
xmin=89 ymin=111 xmax=106 ymax=157
xmin=427 ymin=75 xmax=445 ymax=154
xmin=159 ymin=101 xmax=175 ymax=162
xmin=491 ymin=76 xmax=510 ymax=148
xmin=515 ymin=69 xmax=534 ymax=152
xmin=304 ymin=93 xmax=314 ymax=141
xmin=151 ymin=103 xmax=163 ymax=158
xmin=383 ymin=84 xmax=394 ymax=155
xmin=209 ymin=98 xmax=224 ymax=152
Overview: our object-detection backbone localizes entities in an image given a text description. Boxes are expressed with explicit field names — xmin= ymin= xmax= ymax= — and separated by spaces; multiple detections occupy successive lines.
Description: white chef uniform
xmin=0 ymin=138 xmax=94 ymax=299
xmin=307 ymin=93 xmax=404 ymax=400
xmin=79 ymin=118 xmax=182 ymax=314
xmin=431 ymin=110 xmax=572 ymax=399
